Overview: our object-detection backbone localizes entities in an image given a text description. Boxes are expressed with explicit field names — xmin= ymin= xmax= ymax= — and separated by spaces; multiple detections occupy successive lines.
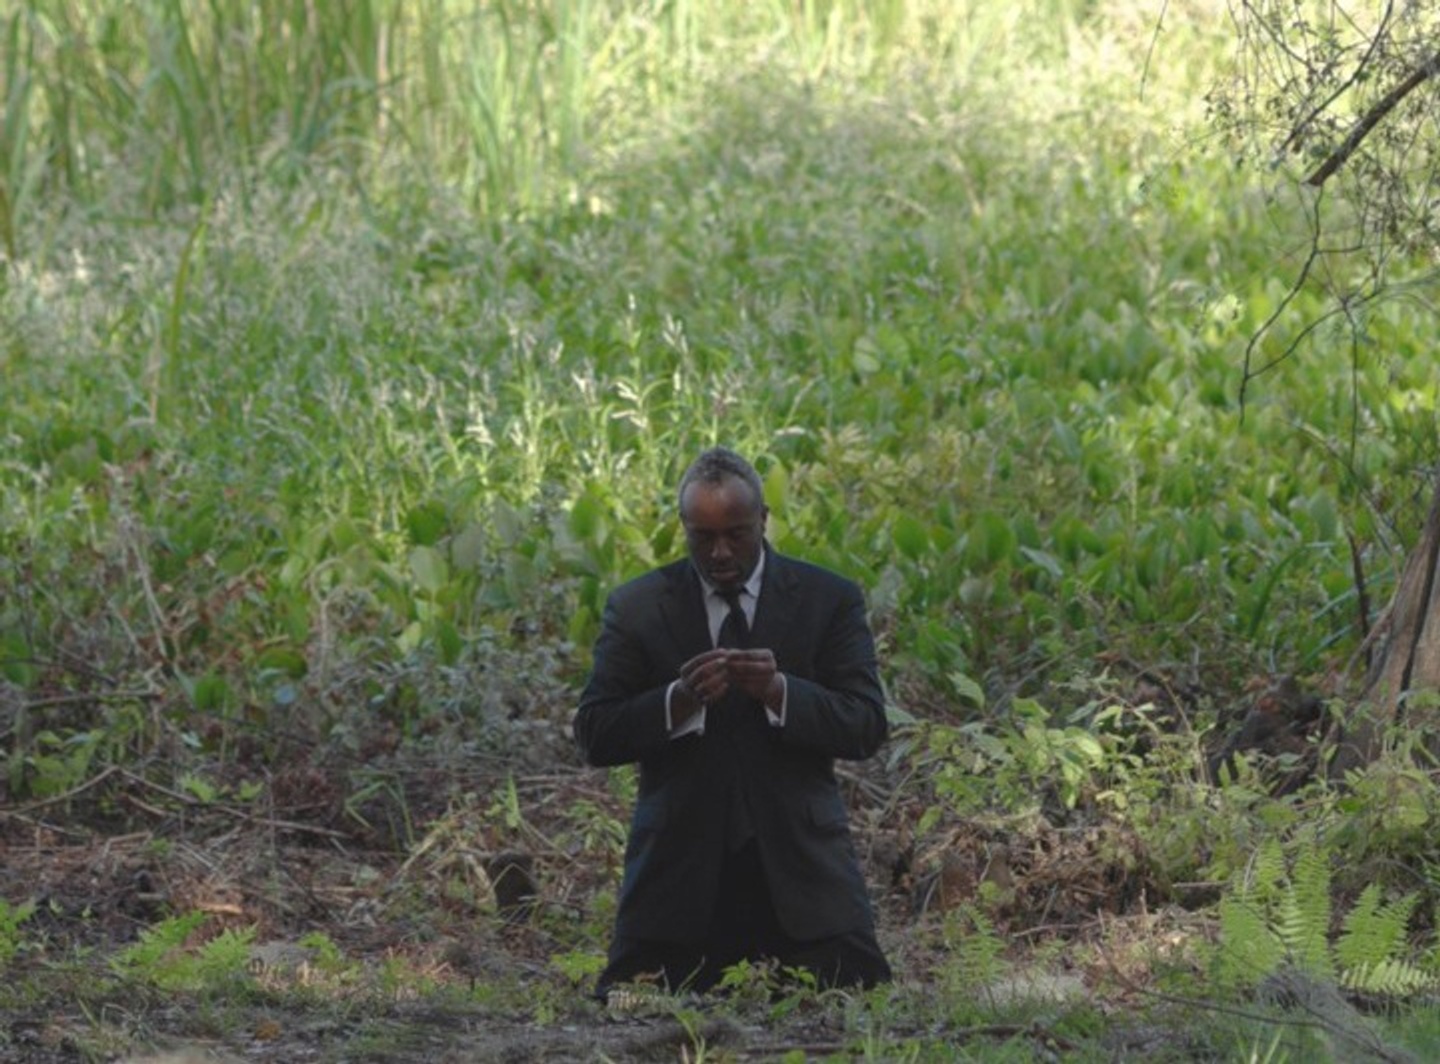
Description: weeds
xmin=0 ymin=897 xmax=35 ymax=969
xmin=110 ymin=913 xmax=254 ymax=995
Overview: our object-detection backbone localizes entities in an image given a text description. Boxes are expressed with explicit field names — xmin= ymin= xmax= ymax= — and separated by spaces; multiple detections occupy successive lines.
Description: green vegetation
xmin=5 ymin=0 xmax=1440 ymax=1060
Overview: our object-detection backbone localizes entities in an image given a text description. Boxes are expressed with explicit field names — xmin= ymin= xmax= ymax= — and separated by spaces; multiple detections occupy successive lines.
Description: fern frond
xmin=1239 ymin=836 xmax=1286 ymax=902
xmin=1216 ymin=894 xmax=1283 ymax=990
xmin=943 ymin=904 xmax=1007 ymax=1002
xmin=1335 ymin=884 xmax=1416 ymax=974
xmin=1275 ymin=889 xmax=1334 ymax=979
xmin=1288 ymin=846 xmax=1332 ymax=936
xmin=1341 ymin=957 xmax=1437 ymax=997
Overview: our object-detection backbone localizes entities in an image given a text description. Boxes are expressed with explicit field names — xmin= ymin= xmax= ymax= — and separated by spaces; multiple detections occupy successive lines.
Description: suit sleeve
xmin=572 ymin=586 xmax=673 ymax=768
xmin=778 ymin=578 xmax=888 ymax=761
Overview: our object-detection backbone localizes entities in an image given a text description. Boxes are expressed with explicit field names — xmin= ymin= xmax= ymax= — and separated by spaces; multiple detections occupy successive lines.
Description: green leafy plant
xmin=921 ymin=697 xmax=1130 ymax=818
xmin=1214 ymin=838 xmax=1437 ymax=998
xmin=939 ymin=904 xmax=1008 ymax=1012
xmin=111 ymin=912 xmax=256 ymax=994
xmin=297 ymin=931 xmax=348 ymax=976
xmin=550 ymin=950 xmax=605 ymax=988
xmin=5 ymin=728 xmax=99 ymax=800
xmin=560 ymin=798 xmax=627 ymax=859
xmin=0 ymin=898 xmax=36 ymax=969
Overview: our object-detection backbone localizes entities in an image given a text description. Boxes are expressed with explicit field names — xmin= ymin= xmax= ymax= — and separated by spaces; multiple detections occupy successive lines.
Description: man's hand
xmin=678 ymin=648 xmax=732 ymax=708
xmin=677 ymin=647 xmax=783 ymax=720
xmin=723 ymin=649 xmax=783 ymax=710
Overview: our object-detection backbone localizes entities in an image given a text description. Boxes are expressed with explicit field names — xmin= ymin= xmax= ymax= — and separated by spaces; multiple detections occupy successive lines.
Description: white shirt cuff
xmin=767 ymin=674 xmax=787 ymax=727
xmin=666 ymin=680 xmax=706 ymax=738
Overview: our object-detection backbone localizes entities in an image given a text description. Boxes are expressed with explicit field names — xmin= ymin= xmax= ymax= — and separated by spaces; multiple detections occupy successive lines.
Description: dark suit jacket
xmin=574 ymin=545 xmax=887 ymax=944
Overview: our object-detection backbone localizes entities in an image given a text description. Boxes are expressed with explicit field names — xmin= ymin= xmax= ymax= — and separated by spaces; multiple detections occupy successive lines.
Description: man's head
xmin=678 ymin=447 xmax=768 ymax=592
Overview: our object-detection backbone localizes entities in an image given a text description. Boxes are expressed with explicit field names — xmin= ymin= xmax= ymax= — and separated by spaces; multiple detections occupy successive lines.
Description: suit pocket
xmin=806 ymin=793 xmax=849 ymax=834
xmin=631 ymin=799 xmax=668 ymax=831
xmin=623 ymin=799 xmax=668 ymax=863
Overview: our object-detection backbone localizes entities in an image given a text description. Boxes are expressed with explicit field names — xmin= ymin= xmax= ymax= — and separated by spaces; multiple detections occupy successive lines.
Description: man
xmin=574 ymin=447 xmax=891 ymax=999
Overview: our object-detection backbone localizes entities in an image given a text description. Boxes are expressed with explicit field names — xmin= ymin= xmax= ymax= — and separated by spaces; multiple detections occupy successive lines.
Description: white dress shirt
xmin=667 ymin=555 xmax=787 ymax=736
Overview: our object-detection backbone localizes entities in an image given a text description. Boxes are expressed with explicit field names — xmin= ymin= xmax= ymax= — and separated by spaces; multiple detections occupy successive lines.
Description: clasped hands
xmin=678 ymin=647 xmax=781 ymax=710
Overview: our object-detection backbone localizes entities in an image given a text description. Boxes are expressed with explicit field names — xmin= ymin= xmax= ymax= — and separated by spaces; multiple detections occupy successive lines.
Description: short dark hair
xmin=678 ymin=447 xmax=765 ymax=513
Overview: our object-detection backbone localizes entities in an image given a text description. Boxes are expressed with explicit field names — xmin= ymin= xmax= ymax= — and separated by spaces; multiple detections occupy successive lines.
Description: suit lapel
xmin=751 ymin=546 xmax=797 ymax=649
xmin=658 ymin=560 xmax=712 ymax=658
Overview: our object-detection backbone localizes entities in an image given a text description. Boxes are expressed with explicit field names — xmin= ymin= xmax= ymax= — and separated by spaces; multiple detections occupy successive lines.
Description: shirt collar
xmin=697 ymin=550 xmax=766 ymax=602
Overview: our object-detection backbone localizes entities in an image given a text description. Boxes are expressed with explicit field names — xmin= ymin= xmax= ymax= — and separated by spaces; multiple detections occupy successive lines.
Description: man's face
xmin=680 ymin=476 xmax=768 ymax=592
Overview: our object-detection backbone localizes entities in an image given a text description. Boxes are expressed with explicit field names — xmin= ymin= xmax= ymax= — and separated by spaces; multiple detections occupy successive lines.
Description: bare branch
xmin=1305 ymin=49 xmax=1440 ymax=187
xmin=1139 ymin=0 xmax=1171 ymax=102
xmin=1239 ymin=188 xmax=1323 ymax=414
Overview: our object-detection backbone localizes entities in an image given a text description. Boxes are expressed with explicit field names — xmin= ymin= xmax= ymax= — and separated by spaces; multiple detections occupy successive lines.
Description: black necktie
xmin=717 ymin=588 xmax=749 ymax=648
xmin=715 ymin=587 xmax=754 ymax=850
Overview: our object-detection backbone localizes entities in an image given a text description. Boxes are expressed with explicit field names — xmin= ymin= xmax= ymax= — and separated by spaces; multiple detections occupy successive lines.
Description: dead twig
xmin=116 ymin=769 xmax=352 ymax=840
xmin=743 ymin=1022 xmax=1081 ymax=1058
xmin=0 ymin=765 xmax=122 ymax=817
xmin=21 ymin=689 xmax=163 ymax=711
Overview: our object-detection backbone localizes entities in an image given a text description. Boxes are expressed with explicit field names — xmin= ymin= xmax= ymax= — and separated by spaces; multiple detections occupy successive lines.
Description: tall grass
xmin=1 ymin=0 xmax=1223 ymax=232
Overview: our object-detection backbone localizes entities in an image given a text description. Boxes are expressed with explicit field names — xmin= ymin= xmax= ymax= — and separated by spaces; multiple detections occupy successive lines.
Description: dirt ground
xmin=0 ymin=733 xmax=1200 ymax=1062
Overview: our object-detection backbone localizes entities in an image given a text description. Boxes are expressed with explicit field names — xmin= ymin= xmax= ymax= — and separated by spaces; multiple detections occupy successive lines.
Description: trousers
xmin=595 ymin=840 xmax=891 ymax=997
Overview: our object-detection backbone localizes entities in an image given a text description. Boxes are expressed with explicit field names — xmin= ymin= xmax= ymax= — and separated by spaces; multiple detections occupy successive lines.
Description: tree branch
xmin=1276 ymin=0 xmax=1396 ymax=161
xmin=1306 ymin=49 xmax=1440 ymax=187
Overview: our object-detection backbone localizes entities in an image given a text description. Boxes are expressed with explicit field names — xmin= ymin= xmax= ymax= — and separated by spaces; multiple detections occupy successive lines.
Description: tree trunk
xmin=1330 ymin=478 xmax=1440 ymax=777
